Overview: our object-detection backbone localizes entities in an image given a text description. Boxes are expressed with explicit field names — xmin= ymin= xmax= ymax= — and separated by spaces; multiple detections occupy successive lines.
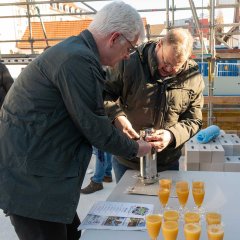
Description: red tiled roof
xmin=149 ymin=24 xmax=165 ymax=36
xmin=17 ymin=18 xmax=148 ymax=50
xmin=17 ymin=20 xmax=92 ymax=49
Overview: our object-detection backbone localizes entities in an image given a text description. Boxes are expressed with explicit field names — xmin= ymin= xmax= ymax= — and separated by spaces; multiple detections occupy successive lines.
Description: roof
xmin=148 ymin=24 xmax=165 ymax=39
xmin=17 ymin=20 xmax=92 ymax=49
xmin=17 ymin=18 xmax=148 ymax=50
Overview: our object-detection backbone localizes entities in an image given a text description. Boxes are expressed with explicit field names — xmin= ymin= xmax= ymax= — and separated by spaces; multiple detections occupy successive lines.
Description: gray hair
xmin=88 ymin=1 xmax=145 ymax=42
xmin=162 ymin=28 xmax=193 ymax=61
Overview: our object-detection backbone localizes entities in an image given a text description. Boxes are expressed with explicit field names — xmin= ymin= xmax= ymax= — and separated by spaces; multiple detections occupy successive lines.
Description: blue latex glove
xmin=196 ymin=125 xmax=220 ymax=144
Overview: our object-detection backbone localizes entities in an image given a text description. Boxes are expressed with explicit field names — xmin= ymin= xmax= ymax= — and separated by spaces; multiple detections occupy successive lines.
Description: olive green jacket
xmin=104 ymin=42 xmax=204 ymax=170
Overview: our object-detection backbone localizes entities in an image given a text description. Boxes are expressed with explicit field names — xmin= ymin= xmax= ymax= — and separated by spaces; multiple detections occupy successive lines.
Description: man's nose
xmin=164 ymin=65 xmax=173 ymax=72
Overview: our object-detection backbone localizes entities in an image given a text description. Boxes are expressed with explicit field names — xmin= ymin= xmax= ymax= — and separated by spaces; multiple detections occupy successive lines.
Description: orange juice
xmin=184 ymin=223 xmax=201 ymax=240
xmin=192 ymin=188 xmax=205 ymax=207
xmin=207 ymin=224 xmax=224 ymax=240
xmin=176 ymin=184 xmax=189 ymax=207
xmin=206 ymin=212 xmax=221 ymax=225
xmin=162 ymin=221 xmax=178 ymax=240
xmin=176 ymin=188 xmax=189 ymax=206
xmin=176 ymin=181 xmax=188 ymax=188
xmin=158 ymin=188 xmax=170 ymax=207
xmin=146 ymin=214 xmax=162 ymax=239
xmin=159 ymin=179 xmax=172 ymax=189
xmin=184 ymin=212 xmax=200 ymax=223
xmin=192 ymin=181 xmax=204 ymax=188
xmin=163 ymin=210 xmax=179 ymax=222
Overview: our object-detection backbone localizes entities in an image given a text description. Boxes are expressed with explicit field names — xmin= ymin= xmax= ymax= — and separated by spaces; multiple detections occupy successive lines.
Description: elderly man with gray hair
xmin=104 ymin=28 xmax=205 ymax=183
xmin=0 ymin=1 xmax=151 ymax=240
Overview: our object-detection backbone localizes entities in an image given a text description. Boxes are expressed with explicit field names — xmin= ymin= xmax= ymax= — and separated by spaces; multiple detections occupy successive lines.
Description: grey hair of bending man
xmin=162 ymin=28 xmax=194 ymax=62
xmin=88 ymin=1 xmax=145 ymax=44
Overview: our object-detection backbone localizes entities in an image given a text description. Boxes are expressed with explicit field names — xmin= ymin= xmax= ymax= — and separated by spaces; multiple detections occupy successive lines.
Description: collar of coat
xmin=79 ymin=30 xmax=99 ymax=58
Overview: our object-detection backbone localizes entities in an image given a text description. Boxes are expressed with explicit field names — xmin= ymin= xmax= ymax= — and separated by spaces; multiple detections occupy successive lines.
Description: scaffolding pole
xmin=188 ymin=0 xmax=208 ymax=54
xmin=208 ymin=0 xmax=216 ymax=126
xmin=0 ymin=0 xmax=112 ymax=6
xmin=171 ymin=0 xmax=175 ymax=26
xmin=166 ymin=0 xmax=170 ymax=31
xmin=26 ymin=0 xmax=34 ymax=54
xmin=35 ymin=6 xmax=49 ymax=48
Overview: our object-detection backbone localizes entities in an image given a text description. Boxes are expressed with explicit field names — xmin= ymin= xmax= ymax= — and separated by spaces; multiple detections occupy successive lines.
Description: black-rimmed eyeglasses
xmin=121 ymin=34 xmax=138 ymax=54
xmin=161 ymin=45 xmax=185 ymax=72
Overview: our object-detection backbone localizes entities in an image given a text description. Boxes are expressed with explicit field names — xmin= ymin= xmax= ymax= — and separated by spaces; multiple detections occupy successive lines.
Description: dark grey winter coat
xmin=0 ymin=30 xmax=138 ymax=223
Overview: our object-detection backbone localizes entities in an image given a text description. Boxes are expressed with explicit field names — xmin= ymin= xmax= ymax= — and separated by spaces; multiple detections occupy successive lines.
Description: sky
xmin=78 ymin=0 xmax=235 ymax=25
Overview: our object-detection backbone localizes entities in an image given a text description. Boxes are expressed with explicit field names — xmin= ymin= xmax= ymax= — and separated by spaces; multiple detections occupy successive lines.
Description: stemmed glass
xmin=145 ymin=214 xmax=162 ymax=240
xmin=158 ymin=185 xmax=170 ymax=214
xmin=163 ymin=209 xmax=179 ymax=222
xmin=159 ymin=178 xmax=172 ymax=189
xmin=184 ymin=223 xmax=201 ymax=240
xmin=184 ymin=211 xmax=200 ymax=224
xmin=206 ymin=212 xmax=222 ymax=225
xmin=207 ymin=224 xmax=224 ymax=240
xmin=162 ymin=221 xmax=179 ymax=240
xmin=158 ymin=179 xmax=171 ymax=214
xmin=192 ymin=180 xmax=205 ymax=217
xmin=176 ymin=181 xmax=189 ymax=218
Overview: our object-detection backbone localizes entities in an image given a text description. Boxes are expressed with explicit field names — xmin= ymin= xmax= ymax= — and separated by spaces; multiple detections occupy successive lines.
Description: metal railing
xmin=197 ymin=62 xmax=240 ymax=77
xmin=216 ymin=62 xmax=240 ymax=76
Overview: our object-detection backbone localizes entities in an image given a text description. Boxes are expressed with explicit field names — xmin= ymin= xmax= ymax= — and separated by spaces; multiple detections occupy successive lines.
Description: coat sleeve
xmin=104 ymin=62 xmax=127 ymax=122
xmin=1 ymin=64 xmax=14 ymax=92
xmin=167 ymin=74 xmax=205 ymax=148
xmin=55 ymin=55 xmax=138 ymax=159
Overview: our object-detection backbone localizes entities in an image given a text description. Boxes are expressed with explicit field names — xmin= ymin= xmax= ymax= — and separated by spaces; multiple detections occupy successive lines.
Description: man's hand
xmin=145 ymin=129 xmax=174 ymax=152
xmin=136 ymin=140 xmax=152 ymax=157
xmin=113 ymin=116 xmax=139 ymax=139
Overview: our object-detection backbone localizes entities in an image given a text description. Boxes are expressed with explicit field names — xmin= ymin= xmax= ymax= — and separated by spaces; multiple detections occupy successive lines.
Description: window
xmin=71 ymin=7 xmax=75 ymax=13
xmin=65 ymin=5 xmax=69 ymax=13
xmin=59 ymin=3 xmax=63 ymax=11
xmin=52 ymin=3 xmax=57 ymax=9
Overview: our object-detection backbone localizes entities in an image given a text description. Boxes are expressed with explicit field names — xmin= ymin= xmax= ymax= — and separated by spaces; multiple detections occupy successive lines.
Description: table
xmin=81 ymin=170 xmax=240 ymax=239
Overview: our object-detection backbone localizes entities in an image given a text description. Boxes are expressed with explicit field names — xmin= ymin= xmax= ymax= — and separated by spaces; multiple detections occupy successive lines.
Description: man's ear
xmin=156 ymin=39 xmax=162 ymax=51
xmin=109 ymin=32 xmax=121 ymax=47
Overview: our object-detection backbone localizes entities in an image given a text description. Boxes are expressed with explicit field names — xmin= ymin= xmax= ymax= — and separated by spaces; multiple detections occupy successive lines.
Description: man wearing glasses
xmin=0 ymin=2 xmax=152 ymax=240
xmin=104 ymin=28 xmax=205 ymax=182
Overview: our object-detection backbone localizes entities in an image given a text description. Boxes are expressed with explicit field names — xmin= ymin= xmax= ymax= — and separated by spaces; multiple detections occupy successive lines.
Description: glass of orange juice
xmin=207 ymin=224 xmax=224 ymax=240
xmin=146 ymin=214 xmax=162 ymax=240
xmin=184 ymin=211 xmax=200 ymax=224
xmin=206 ymin=212 xmax=222 ymax=225
xmin=176 ymin=181 xmax=189 ymax=216
xmin=192 ymin=180 xmax=205 ymax=214
xmin=159 ymin=178 xmax=172 ymax=189
xmin=158 ymin=185 xmax=170 ymax=213
xmin=162 ymin=221 xmax=178 ymax=240
xmin=184 ymin=223 xmax=201 ymax=240
xmin=163 ymin=210 xmax=179 ymax=222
